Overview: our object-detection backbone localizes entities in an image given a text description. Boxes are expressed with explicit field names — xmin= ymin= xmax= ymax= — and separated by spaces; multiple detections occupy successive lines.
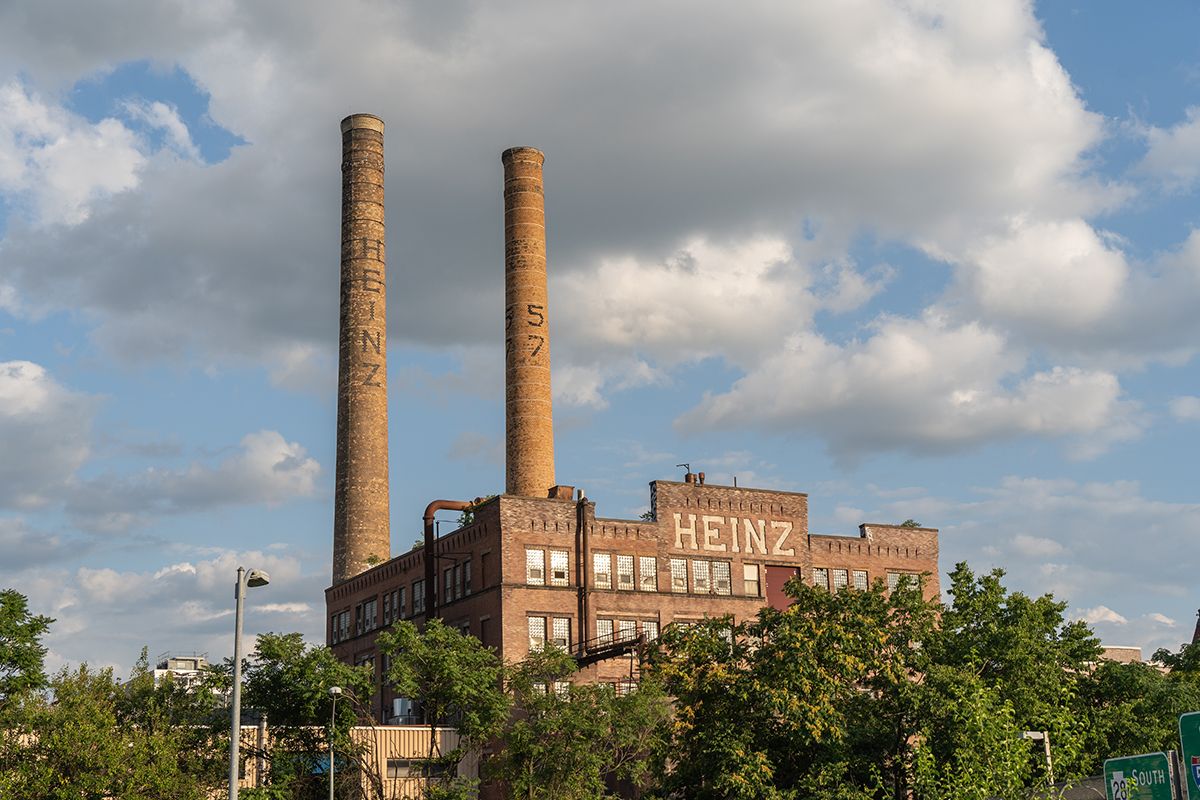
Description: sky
xmin=2 ymin=0 xmax=1199 ymax=676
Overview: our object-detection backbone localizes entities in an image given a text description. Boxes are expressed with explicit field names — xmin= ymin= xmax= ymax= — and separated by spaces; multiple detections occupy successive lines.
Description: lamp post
xmin=329 ymin=686 xmax=343 ymax=800
xmin=228 ymin=566 xmax=270 ymax=800
xmin=1022 ymin=730 xmax=1054 ymax=785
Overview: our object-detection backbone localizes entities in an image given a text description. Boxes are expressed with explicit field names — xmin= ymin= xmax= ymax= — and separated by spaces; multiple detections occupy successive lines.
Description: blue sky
xmin=2 ymin=0 xmax=1199 ymax=673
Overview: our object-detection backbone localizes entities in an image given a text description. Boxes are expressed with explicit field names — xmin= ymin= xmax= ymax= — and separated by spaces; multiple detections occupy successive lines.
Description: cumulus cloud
xmin=15 ymin=547 xmax=326 ymax=673
xmin=677 ymin=313 xmax=1142 ymax=460
xmin=121 ymin=99 xmax=200 ymax=160
xmin=1169 ymin=395 xmax=1200 ymax=421
xmin=64 ymin=429 xmax=320 ymax=531
xmin=0 ymin=80 xmax=145 ymax=225
xmin=1078 ymin=605 xmax=1128 ymax=625
xmin=0 ymin=360 xmax=94 ymax=508
xmin=1140 ymin=106 xmax=1200 ymax=191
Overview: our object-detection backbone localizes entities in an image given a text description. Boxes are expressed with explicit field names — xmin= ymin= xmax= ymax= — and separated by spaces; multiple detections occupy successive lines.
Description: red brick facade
xmin=325 ymin=479 xmax=939 ymax=722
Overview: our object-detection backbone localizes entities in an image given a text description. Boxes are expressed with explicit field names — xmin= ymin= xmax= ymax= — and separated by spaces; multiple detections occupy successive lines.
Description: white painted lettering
xmin=701 ymin=516 xmax=727 ymax=552
xmin=727 ymin=517 xmax=740 ymax=553
xmin=771 ymin=521 xmax=795 ymax=555
xmin=674 ymin=513 xmax=698 ymax=550
xmin=743 ymin=518 xmax=767 ymax=554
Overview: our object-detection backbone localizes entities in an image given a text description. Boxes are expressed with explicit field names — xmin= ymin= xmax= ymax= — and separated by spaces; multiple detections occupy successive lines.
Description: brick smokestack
xmin=332 ymin=114 xmax=390 ymax=584
xmin=503 ymin=147 xmax=556 ymax=497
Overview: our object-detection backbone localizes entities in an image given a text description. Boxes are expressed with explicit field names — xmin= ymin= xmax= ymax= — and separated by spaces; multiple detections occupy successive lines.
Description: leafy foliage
xmin=490 ymin=647 xmax=668 ymax=799
xmin=0 ymin=588 xmax=54 ymax=703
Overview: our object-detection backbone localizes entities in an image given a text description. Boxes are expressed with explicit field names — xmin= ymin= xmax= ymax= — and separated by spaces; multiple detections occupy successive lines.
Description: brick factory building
xmin=324 ymin=114 xmax=940 ymax=723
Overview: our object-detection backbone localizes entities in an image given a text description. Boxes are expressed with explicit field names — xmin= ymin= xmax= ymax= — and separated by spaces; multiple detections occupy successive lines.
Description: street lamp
xmin=329 ymin=686 xmax=343 ymax=800
xmin=228 ymin=567 xmax=270 ymax=800
xmin=1022 ymin=730 xmax=1054 ymax=785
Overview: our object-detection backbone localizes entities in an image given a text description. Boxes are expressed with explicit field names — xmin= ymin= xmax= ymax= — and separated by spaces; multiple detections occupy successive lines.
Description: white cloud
xmin=1140 ymin=106 xmax=1200 ymax=191
xmin=0 ymin=361 xmax=93 ymax=508
xmin=677 ymin=313 xmax=1142 ymax=460
xmin=0 ymin=80 xmax=145 ymax=225
xmin=1170 ymin=396 xmax=1200 ymax=421
xmin=1146 ymin=612 xmax=1176 ymax=626
xmin=1010 ymin=533 xmax=1064 ymax=558
xmin=64 ymin=429 xmax=320 ymax=531
xmin=121 ymin=99 xmax=200 ymax=160
xmin=1078 ymin=605 xmax=1128 ymax=625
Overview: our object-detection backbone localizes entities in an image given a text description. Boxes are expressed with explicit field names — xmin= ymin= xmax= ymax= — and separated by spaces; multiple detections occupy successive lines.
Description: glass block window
xmin=642 ymin=620 xmax=659 ymax=642
xmin=692 ymin=560 xmax=711 ymax=594
xmin=887 ymin=572 xmax=918 ymax=593
xmin=853 ymin=570 xmax=868 ymax=591
xmin=617 ymin=619 xmax=637 ymax=642
xmin=550 ymin=550 xmax=569 ymax=586
xmin=743 ymin=564 xmax=760 ymax=597
xmin=832 ymin=569 xmax=848 ymax=592
xmin=553 ymin=681 xmax=570 ymax=699
xmin=670 ymin=558 xmax=688 ymax=593
xmin=593 ymin=553 xmax=612 ymax=589
xmin=597 ymin=618 xmax=614 ymax=645
xmin=616 ymin=555 xmax=635 ymax=591
xmin=639 ymin=556 xmax=657 ymax=591
xmin=551 ymin=617 xmax=571 ymax=649
xmin=811 ymin=568 xmax=829 ymax=590
xmin=713 ymin=562 xmax=731 ymax=595
xmin=528 ymin=616 xmax=546 ymax=652
xmin=526 ymin=548 xmax=545 ymax=585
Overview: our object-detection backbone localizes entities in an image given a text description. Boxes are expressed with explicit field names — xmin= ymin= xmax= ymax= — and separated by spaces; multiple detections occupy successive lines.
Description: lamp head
xmin=246 ymin=569 xmax=270 ymax=587
xmin=329 ymin=685 xmax=343 ymax=697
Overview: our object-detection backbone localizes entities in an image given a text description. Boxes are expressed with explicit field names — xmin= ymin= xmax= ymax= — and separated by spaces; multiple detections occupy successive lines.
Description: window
xmin=616 ymin=679 xmax=636 ymax=697
xmin=455 ymin=563 xmax=464 ymax=599
xmin=413 ymin=580 xmax=425 ymax=614
xmin=670 ymin=558 xmax=688 ymax=593
xmin=597 ymin=618 xmax=614 ymax=645
xmin=387 ymin=759 xmax=413 ymax=779
xmin=444 ymin=567 xmax=455 ymax=602
xmin=550 ymin=550 xmax=569 ymax=586
xmin=355 ymin=604 xmax=364 ymax=636
xmin=642 ymin=620 xmax=659 ymax=642
xmin=331 ymin=611 xmax=351 ymax=643
xmin=853 ymin=570 xmax=868 ymax=591
xmin=463 ymin=560 xmax=472 ymax=596
xmin=887 ymin=572 xmax=918 ymax=593
xmin=365 ymin=597 xmax=377 ymax=630
xmin=387 ymin=759 xmax=452 ymax=779
xmin=551 ymin=617 xmax=571 ymax=649
xmin=526 ymin=549 xmax=545 ymax=585
xmin=616 ymin=555 xmax=635 ymax=591
xmin=744 ymin=564 xmax=761 ymax=597
xmin=713 ymin=561 xmax=731 ymax=595
xmin=832 ymin=569 xmax=848 ymax=592
xmin=811 ymin=567 xmax=829 ymax=590
xmin=617 ymin=619 xmax=637 ymax=642
xmin=692 ymin=560 xmax=711 ymax=594
xmin=398 ymin=586 xmax=407 ymax=617
xmin=553 ymin=681 xmax=571 ymax=699
xmin=355 ymin=652 xmax=374 ymax=674
xmin=639 ymin=556 xmax=657 ymax=591
xmin=528 ymin=616 xmax=546 ymax=652
xmin=593 ymin=553 xmax=612 ymax=589
xmin=382 ymin=592 xmax=392 ymax=625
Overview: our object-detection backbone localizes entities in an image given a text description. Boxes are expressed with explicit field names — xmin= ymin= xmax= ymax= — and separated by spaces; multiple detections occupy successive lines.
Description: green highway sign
xmin=1180 ymin=712 xmax=1200 ymax=800
xmin=1105 ymin=752 xmax=1177 ymax=800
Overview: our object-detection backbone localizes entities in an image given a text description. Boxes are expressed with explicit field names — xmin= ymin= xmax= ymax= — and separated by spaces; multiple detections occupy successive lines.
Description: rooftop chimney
xmin=332 ymin=114 xmax=390 ymax=583
xmin=502 ymin=147 xmax=556 ymax=497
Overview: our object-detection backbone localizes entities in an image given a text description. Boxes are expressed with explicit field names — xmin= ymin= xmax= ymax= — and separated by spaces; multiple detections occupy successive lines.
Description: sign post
xmin=1180 ymin=712 xmax=1200 ymax=800
xmin=1105 ymin=752 xmax=1178 ymax=800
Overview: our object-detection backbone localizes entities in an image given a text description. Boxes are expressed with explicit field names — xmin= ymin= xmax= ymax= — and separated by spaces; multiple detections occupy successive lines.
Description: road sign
xmin=1105 ymin=752 xmax=1177 ymax=800
xmin=1180 ymin=712 xmax=1200 ymax=800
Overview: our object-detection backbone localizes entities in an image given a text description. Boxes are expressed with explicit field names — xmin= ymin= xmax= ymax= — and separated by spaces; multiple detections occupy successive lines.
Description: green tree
xmin=238 ymin=632 xmax=374 ymax=798
xmin=491 ymin=647 xmax=668 ymax=799
xmin=3 ymin=659 xmax=224 ymax=799
xmin=0 ymin=588 xmax=54 ymax=703
xmin=377 ymin=619 xmax=509 ymax=779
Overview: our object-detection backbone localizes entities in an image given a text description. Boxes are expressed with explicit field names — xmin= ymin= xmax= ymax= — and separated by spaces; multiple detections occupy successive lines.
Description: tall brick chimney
xmin=502 ymin=147 xmax=556 ymax=498
xmin=332 ymin=114 xmax=390 ymax=584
